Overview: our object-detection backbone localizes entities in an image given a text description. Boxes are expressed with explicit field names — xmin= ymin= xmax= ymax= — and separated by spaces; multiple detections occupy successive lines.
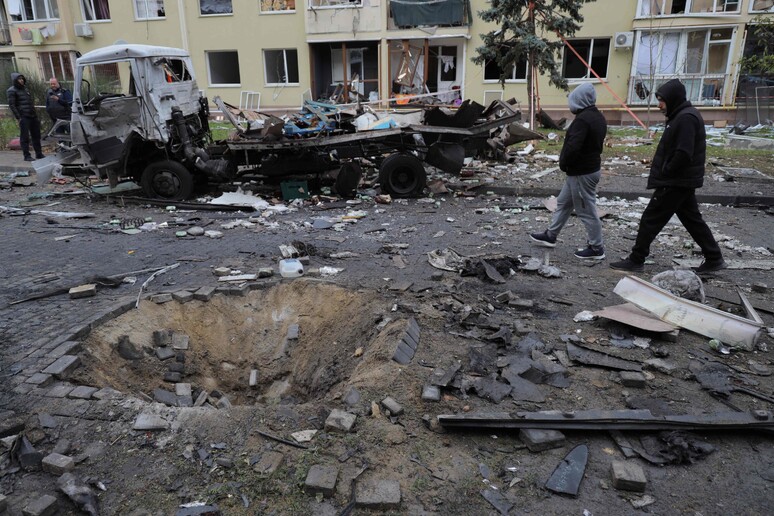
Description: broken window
xmin=638 ymin=0 xmax=740 ymax=16
xmin=562 ymin=39 xmax=610 ymax=80
xmin=134 ymin=0 xmax=165 ymax=20
xmin=751 ymin=0 xmax=774 ymax=12
xmin=83 ymin=62 xmax=124 ymax=97
xmin=200 ymin=0 xmax=232 ymax=15
xmin=309 ymin=0 xmax=362 ymax=7
xmin=206 ymin=50 xmax=240 ymax=85
xmin=39 ymin=51 xmax=74 ymax=82
xmin=260 ymin=0 xmax=295 ymax=12
xmin=635 ymin=32 xmax=679 ymax=76
xmin=264 ymin=49 xmax=299 ymax=85
xmin=484 ymin=58 xmax=528 ymax=82
xmin=81 ymin=0 xmax=110 ymax=21
xmin=8 ymin=0 xmax=59 ymax=21
xmin=155 ymin=58 xmax=192 ymax=82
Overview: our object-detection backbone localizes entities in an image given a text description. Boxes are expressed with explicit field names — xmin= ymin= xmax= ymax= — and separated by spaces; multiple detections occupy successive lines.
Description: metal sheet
xmin=545 ymin=444 xmax=588 ymax=497
xmin=592 ymin=303 xmax=679 ymax=333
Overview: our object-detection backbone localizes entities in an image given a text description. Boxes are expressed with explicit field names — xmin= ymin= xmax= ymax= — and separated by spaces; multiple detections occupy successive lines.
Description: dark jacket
xmin=45 ymin=86 xmax=72 ymax=121
xmin=7 ymin=72 xmax=37 ymax=120
xmin=559 ymin=83 xmax=607 ymax=176
xmin=647 ymin=79 xmax=706 ymax=189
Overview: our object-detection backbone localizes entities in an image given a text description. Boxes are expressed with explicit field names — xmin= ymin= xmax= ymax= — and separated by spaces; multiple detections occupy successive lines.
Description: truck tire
xmin=141 ymin=160 xmax=194 ymax=200
xmin=379 ymin=153 xmax=426 ymax=198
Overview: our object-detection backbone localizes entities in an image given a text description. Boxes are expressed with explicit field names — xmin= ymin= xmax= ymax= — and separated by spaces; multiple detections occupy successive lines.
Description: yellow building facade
xmin=1 ymin=0 xmax=772 ymax=124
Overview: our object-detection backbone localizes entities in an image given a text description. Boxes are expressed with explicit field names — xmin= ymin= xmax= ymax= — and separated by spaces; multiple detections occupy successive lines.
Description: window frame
xmin=562 ymin=38 xmax=611 ymax=81
xmin=205 ymin=50 xmax=241 ymax=87
xmin=199 ymin=0 xmax=233 ymax=16
xmin=637 ymin=0 xmax=741 ymax=17
xmin=38 ymin=51 xmax=76 ymax=83
xmin=81 ymin=0 xmax=111 ymax=23
xmin=749 ymin=0 xmax=774 ymax=13
xmin=7 ymin=0 xmax=60 ymax=22
xmin=263 ymin=48 xmax=299 ymax=86
xmin=482 ymin=59 xmax=528 ymax=83
xmin=133 ymin=0 xmax=165 ymax=21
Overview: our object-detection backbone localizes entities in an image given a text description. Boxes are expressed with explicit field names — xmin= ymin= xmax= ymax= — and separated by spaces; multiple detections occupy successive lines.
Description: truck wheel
xmin=141 ymin=160 xmax=194 ymax=200
xmin=379 ymin=153 xmax=426 ymax=198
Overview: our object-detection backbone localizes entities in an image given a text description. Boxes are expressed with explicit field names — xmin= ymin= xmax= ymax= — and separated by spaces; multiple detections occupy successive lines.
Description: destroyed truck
xmin=37 ymin=44 xmax=539 ymax=200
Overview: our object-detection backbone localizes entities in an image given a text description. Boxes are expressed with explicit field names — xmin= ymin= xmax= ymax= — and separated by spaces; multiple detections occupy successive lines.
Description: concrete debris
xmin=651 ymin=269 xmax=705 ymax=302
xmin=57 ymin=472 xmax=99 ymax=516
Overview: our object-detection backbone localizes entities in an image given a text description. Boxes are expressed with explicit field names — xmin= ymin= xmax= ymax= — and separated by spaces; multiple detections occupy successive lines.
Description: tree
xmin=739 ymin=16 xmax=774 ymax=75
xmin=473 ymin=0 xmax=596 ymax=128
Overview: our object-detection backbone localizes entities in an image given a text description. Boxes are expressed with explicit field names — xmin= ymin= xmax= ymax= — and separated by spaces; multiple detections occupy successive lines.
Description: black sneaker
xmin=35 ymin=154 xmax=45 ymax=159
xmin=610 ymin=258 xmax=644 ymax=272
xmin=693 ymin=259 xmax=727 ymax=273
xmin=530 ymin=231 xmax=556 ymax=248
xmin=23 ymin=156 xmax=34 ymax=162
xmin=575 ymin=245 xmax=605 ymax=260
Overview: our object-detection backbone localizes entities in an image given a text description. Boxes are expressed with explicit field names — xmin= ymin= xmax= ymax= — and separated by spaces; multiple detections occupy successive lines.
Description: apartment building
xmin=0 ymin=0 xmax=772 ymax=124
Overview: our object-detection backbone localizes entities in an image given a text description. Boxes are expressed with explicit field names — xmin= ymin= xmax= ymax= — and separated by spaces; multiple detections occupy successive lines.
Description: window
xmin=82 ymin=0 xmax=110 ymax=21
xmin=206 ymin=51 xmax=240 ymax=86
xmin=134 ymin=0 xmax=164 ymax=20
xmin=264 ymin=49 xmax=299 ymax=85
xmin=200 ymin=0 xmax=232 ymax=15
xmin=484 ymin=58 xmax=528 ymax=82
xmin=562 ymin=39 xmax=610 ymax=80
xmin=638 ymin=0 xmax=740 ymax=16
xmin=309 ymin=0 xmax=361 ymax=7
xmin=8 ymin=0 xmax=59 ymax=22
xmin=260 ymin=0 xmax=295 ymax=12
xmin=39 ymin=51 xmax=74 ymax=82
xmin=750 ymin=0 xmax=774 ymax=12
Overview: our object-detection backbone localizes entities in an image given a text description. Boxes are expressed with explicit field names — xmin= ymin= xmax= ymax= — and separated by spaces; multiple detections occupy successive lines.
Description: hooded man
xmin=610 ymin=79 xmax=725 ymax=273
xmin=7 ymin=72 xmax=44 ymax=162
xmin=530 ymin=82 xmax=608 ymax=260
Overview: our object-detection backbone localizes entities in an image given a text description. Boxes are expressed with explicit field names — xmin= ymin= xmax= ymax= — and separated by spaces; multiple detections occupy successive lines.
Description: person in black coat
xmin=7 ymin=72 xmax=44 ymax=161
xmin=610 ymin=79 xmax=725 ymax=273
xmin=530 ymin=82 xmax=608 ymax=260
xmin=45 ymin=77 xmax=72 ymax=123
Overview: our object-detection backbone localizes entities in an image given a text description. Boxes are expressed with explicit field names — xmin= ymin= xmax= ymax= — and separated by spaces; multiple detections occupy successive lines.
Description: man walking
xmin=45 ymin=77 xmax=72 ymax=124
xmin=610 ymin=79 xmax=725 ymax=273
xmin=7 ymin=72 xmax=44 ymax=162
xmin=530 ymin=82 xmax=607 ymax=260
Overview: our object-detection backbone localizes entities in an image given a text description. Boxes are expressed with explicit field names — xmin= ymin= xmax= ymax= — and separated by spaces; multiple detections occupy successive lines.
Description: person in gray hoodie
xmin=7 ymin=72 xmax=44 ymax=161
xmin=530 ymin=82 xmax=608 ymax=259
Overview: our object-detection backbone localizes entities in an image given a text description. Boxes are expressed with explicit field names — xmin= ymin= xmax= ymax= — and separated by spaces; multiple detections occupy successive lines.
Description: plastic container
xmin=279 ymin=258 xmax=304 ymax=278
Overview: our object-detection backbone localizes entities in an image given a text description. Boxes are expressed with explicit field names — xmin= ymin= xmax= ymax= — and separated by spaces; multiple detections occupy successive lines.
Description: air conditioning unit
xmin=74 ymin=23 xmax=93 ymax=38
xmin=614 ymin=31 xmax=634 ymax=49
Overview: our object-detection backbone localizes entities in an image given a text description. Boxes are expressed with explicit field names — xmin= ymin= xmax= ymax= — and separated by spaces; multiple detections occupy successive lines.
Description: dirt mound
xmin=77 ymin=280 xmax=393 ymax=404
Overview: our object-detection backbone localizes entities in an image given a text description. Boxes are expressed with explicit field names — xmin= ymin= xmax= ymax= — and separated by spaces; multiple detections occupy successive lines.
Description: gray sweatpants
xmin=547 ymin=171 xmax=603 ymax=248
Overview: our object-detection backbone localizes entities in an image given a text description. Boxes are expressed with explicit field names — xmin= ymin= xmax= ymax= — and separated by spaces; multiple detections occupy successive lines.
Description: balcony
xmin=388 ymin=0 xmax=471 ymax=30
xmin=628 ymin=73 xmax=730 ymax=106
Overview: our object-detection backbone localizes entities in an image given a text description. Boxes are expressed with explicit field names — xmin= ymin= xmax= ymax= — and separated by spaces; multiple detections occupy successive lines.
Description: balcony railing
xmin=389 ymin=0 xmax=470 ymax=29
xmin=0 ymin=23 xmax=10 ymax=45
xmin=628 ymin=74 xmax=730 ymax=107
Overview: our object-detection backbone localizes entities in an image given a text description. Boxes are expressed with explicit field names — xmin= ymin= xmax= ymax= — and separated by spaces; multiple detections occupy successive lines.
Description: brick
xmin=133 ymin=413 xmax=169 ymax=431
xmin=47 ymin=340 xmax=81 ymax=359
xmin=69 ymin=283 xmax=97 ymax=299
xmin=153 ymin=388 xmax=178 ymax=407
xmin=42 ymin=355 xmax=81 ymax=379
xmin=402 ymin=333 xmax=417 ymax=351
xmin=153 ymin=329 xmax=173 ymax=347
xmin=193 ymin=286 xmax=216 ymax=301
xmin=163 ymin=372 xmax=182 ymax=383
xmin=38 ymin=414 xmax=58 ymax=428
xmin=216 ymin=396 xmax=232 ymax=410
xmin=249 ymin=370 xmax=258 ymax=387
xmin=171 ymin=333 xmax=189 ymax=350
xmin=286 ymin=324 xmax=300 ymax=340
xmin=620 ymin=371 xmax=647 ymax=388
xmin=644 ymin=358 xmax=677 ymax=375
xmin=172 ymin=290 xmax=194 ymax=303
xmin=227 ymin=285 xmax=249 ymax=297
xmin=178 ymin=395 xmax=193 ymax=407
xmin=67 ymin=386 xmax=98 ymax=399
xmin=22 ymin=494 xmax=58 ymax=516
xmin=325 ymin=409 xmax=356 ymax=433
xmin=611 ymin=460 xmax=647 ymax=492
xmin=42 ymin=453 xmax=75 ymax=475
xmin=92 ymin=387 xmax=122 ymax=400
xmin=26 ymin=373 xmax=54 ymax=387
xmin=151 ymin=293 xmax=173 ymax=304
xmin=253 ymin=451 xmax=284 ymax=476
xmin=45 ymin=384 xmax=74 ymax=398
xmin=355 ymin=479 xmax=401 ymax=510
xmin=304 ymin=465 xmax=339 ymax=497
xmin=519 ymin=428 xmax=566 ymax=452
xmin=381 ymin=397 xmax=404 ymax=416
xmin=194 ymin=390 xmax=209 ymax=407
xmin=156 ymin=347 xmax=175 ymax=361
xmin=175 ymin=383 xmax=192 ymax=397
xmin=421 ymin=385 xmax=441 ymax=401
xmin=168 ymin=362 xmax=185 ymax=373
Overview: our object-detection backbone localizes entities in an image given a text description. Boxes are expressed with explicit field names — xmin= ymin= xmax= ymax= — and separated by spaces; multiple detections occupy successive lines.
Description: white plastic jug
xmin=279 ymin=258 xmax=304 ymax=278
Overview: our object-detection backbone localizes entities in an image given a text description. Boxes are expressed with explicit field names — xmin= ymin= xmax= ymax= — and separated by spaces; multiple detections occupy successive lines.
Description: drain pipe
xmin=170 ymin=106 xmax=230 ymax=180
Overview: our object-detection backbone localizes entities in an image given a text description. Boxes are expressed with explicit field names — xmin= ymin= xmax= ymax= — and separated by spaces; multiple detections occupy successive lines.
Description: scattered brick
xmin=151 ymin=293 xmax=173 ymax=304
xmin=172 ymin=290 xmax=194 ymax=303
xmin=176 ymin=383 xmax=192 ymax=397
xmin=26 ymin=373 xmax=54 ymax=387
xmin=92 ymin=387 xmax=122 ymax=400
xmin=355 ymin=478 xmax=401 ymax=510
xmin=42 ymin=452 xmax=75 ymax=475
xmin=519 ymin=428 xmax=566 ymax=452
xmin=133 ymin=413 xmax=169 ymax=431
xmin=620 ymin=371 xmax=647 ymax=388
xmin=69 ymin=284 xmax=97 ymax=299
xmin=193 ymin=286 xmax=216 ymax=301
xmin=44 ymin=384 xmax=74 ymax=398
xmin=156 ymin=347 xmax=176 ymax=361
xmin=42 ymin=355 xmax=81 ymax=379
xmin=325 ymin=409 xmax=357 ymax=433
xmin=611 ymin=460 xmax=647 ymax=492
xmin=253 ymin=451 xmax=284 ymax=475
xmin=381 ymin=397 xmax=404 ymax=416
xmin=304 ymin=465 xmax=339 ymax=497
xmin=421 ymin=385 xmax=441 ymax=401
xmin=22 ymin=494 xmax=58 ymax=516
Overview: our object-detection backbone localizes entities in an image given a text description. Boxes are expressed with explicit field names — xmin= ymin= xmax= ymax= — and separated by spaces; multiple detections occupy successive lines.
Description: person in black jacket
xmin=45 ymin=77 xmax=72 ymax=123
xmin=7 ymin=72 xmax=44 ymax=162
xmin=530 ymin=82 xmax=607 ymax=260
xmin=610 ymin=79 xmax=725 ymax=273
